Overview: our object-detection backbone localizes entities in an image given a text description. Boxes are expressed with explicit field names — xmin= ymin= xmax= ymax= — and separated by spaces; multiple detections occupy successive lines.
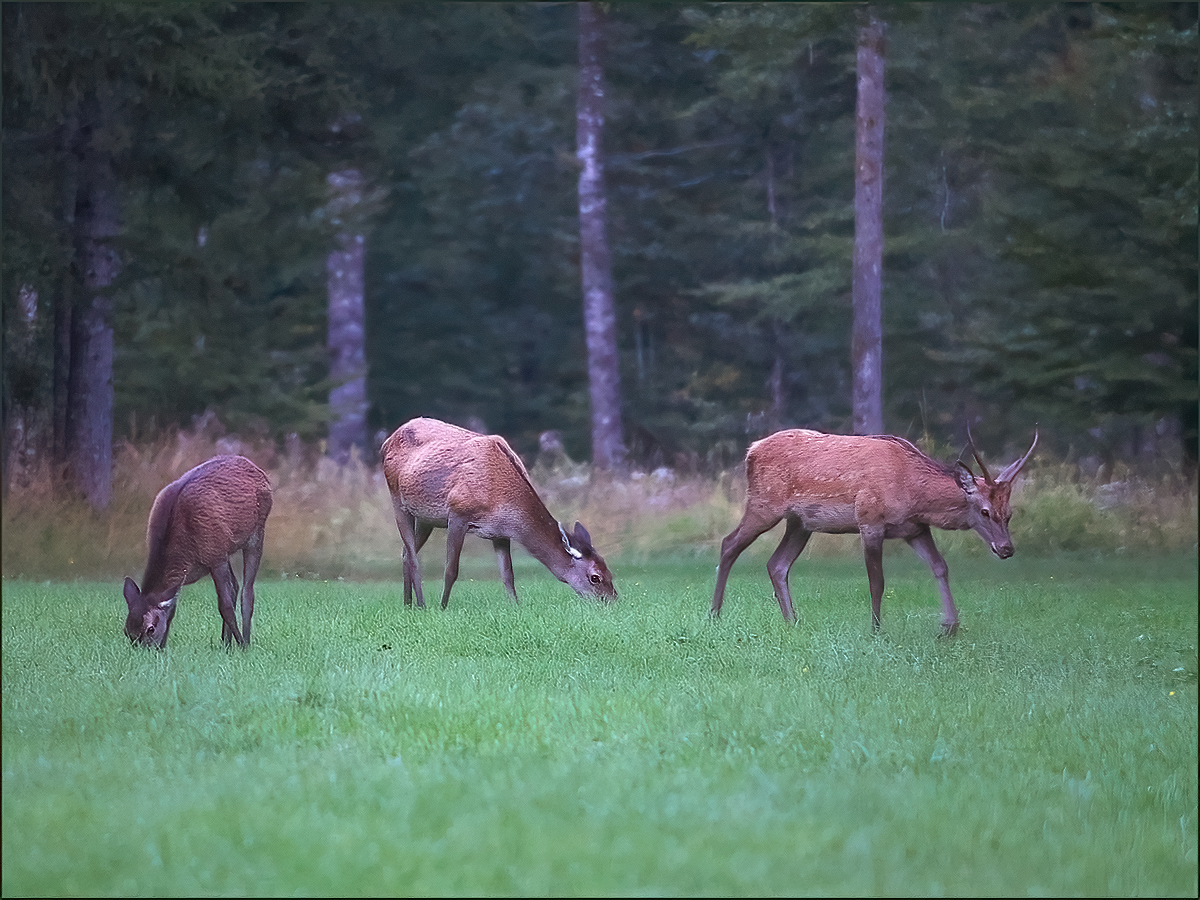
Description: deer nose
xmin=992 ymin=542 xmax=1014 ymax=559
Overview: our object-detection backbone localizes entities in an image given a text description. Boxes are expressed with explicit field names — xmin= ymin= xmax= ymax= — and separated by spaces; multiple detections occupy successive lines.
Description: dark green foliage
xmin=3 ymin=3 xmax=352 ymax=443
xmin=884 ymin=4 xmax=1197 ymax=457
xmin=4 ymin=3 xmax=1195 ymax=465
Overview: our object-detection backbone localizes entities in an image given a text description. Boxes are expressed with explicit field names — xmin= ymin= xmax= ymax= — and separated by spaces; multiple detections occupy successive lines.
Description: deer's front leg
xmin=906 ymin=526 xmax=959 ymax=636
xmin=766 ymin=517 xmax=811 ymax=623
xmin=493 ymin=538 xmax=517 ymax=601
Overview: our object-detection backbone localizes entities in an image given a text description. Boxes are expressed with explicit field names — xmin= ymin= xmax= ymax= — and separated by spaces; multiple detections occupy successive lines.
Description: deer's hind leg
xmin=240 ymin=527 xmax=265 ymax=645
xmin=402 ymin=518 xmax=434 ymax=608
xmin=712 ymin=508 xmax=780 ymax=618
xmin=440 ymin=514 xmax=471 ymax=609
xmin=392 ymin=499 xmax=426 ymax=608
xmin=859 ymin=525 xmax=887 ymax=632
xmin=212 ymin=560 xmax=245 ymax=648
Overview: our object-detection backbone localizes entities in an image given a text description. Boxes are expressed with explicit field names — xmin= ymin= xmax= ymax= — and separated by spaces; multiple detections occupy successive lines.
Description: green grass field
xmin=2 ymin=550 xmax=1197 ymax=896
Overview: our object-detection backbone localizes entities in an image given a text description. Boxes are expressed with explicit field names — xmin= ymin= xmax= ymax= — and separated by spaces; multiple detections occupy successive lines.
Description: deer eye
xmin=981 ymin=508 xmax=991 ymax=518
xmin=589 ymin=573 xmax=602 ymax=584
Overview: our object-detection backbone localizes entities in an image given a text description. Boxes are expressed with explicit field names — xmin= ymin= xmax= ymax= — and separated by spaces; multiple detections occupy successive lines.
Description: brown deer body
xmin=381 ymin=417 xmax=616 ymax=608
xmin=123 ymin=455 xmax=272 ymax=648
xmin=712 ymin=428 xmax=1037 ymax=634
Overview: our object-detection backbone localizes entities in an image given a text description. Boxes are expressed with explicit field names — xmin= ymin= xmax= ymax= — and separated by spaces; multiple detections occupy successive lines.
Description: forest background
xmin=2 ymin=2 xmax=1197 ymax=510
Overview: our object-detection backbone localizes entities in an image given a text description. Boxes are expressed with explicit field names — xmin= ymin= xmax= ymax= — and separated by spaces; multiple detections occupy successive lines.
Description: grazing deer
xmin=381 ymin=417 xmax=616 ymax=608
xmin=123 ymin=455 xmax=272 ymax=648
xmin=712 ymin=427 xmax=1037 ymax=634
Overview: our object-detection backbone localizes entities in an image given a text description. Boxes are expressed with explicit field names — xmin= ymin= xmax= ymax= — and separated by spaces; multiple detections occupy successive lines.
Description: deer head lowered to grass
xmin=711 ymin=427 xmax=1037 ymax=635
xmin=123 ymin=455 xmax=272 ymax=649
xmin=381 ymin=417 xmax=617 ymax=609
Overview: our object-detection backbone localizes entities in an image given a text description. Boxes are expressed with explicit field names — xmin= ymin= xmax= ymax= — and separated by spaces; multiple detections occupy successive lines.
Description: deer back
xmin=385 ymin=430 xmax=543 ymax=525
xmin=382 ymin=417 xmax=532 ymax=489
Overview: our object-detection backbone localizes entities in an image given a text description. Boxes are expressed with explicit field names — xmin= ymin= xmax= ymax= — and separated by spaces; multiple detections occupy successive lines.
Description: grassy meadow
xmin=2 ymin=432 xmax=1197 ymax=895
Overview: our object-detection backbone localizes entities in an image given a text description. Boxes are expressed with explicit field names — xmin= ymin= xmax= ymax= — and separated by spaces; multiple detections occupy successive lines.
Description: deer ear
xmin=955 ymin=461 xmax=978 ymax=495
xmin=123 ymin=577 xmax=141 ymax=609
xmin=573 ymin=522 xmax=593 ymax=552
xmin=559 ymin=522 xmax=583 ymax=559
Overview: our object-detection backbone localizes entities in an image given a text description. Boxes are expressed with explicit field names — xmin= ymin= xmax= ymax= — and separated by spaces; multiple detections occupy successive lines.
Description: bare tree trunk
xmin=66 ymin=118 xmax=118 ymax=510
xmin=53 ymin=106 xmax=81 ymax=482
xmin=577 ymin=1 xmax=625 ymax=471
xmin=326 ymin=168 xmax=368 ymax=465
xmin=767 ymin=320 xmax=786 ymax=434
xmin=1 ymin=286 xmax=39 ymax=497
xmin=851 ymin=8 xmax=886 ymax=436
xmin=52 ymin=281 xmax=73 ymax=472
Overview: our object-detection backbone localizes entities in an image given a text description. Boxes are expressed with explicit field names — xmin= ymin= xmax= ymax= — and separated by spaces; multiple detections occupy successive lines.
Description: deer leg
xmin=240 ymin=528 xmax=264 ymax=646
xmin=860 ymin=527 xmax=886 ymax=632
xmin=393 ymin=500 xmax=425 ymax=608
xmin=414 ymin=521 xmax=434 ymax=554
xmin=212 ymin=561 xmax=245 ymax=648
xmin=766 ymin=517 xmax=811 ymax=623
xmin=711 ymin=512 xmax=778 ymax=618
xmin=493 ymin=538 xmax=517 ymax=601
xmin=441 ymin=514 xmax=470 ymax=609
xmin=218 ymin=566 xmax=241 ymax=646
xmin=906 ymin=526 xmax=959 ymax=636
xmin=404 ymin=520 xmax=434 ymax=607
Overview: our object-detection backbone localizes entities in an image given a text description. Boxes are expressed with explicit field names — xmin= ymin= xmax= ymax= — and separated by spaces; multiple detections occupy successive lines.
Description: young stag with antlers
xmin=381 ymin=417 xmax=616 ymax=609
xmin=712 ymin=427 xmax=1037 ymax=635
xmin=123 ymin=455 xmax=272 ymax=649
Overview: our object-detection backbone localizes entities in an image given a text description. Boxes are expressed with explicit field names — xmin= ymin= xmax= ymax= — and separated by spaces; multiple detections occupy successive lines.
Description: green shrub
xmin=1013 ymin=464 xmax=1197 ymax=555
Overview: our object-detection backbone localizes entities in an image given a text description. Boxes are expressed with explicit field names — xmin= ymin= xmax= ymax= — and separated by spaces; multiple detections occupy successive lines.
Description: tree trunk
xmin=767 ymin=320 xmax=786 ymax=434
xmin=577 ymin=1 xmax=625 ymax=471
xmin=2 ymin=285 xmax=44 ymax=496
xmin=851 ymin=9 xmax=886 ymax=436
xmin=52 ymin=280 xmax=73 ymax=472
xmin=326 ymin=168 xmax=369 ymax=465
xmin=52 ymin=105 xmax=81 ymax=483
xmin=66 ymin=120 xmax=118 ymax=510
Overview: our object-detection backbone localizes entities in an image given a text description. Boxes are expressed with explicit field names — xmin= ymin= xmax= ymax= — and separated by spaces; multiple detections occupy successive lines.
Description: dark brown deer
xmin=381 ymin=417 xmax=616 ymax=608
xmin=712 ymin=427 xmax=1037 ymax=634
xmin=123 ymin=455 xmax=272 ymax=648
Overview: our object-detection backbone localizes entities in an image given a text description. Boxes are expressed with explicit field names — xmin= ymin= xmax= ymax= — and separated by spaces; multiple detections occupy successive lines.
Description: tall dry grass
xmin=2 ymin=424 xmax=1195 ymax=582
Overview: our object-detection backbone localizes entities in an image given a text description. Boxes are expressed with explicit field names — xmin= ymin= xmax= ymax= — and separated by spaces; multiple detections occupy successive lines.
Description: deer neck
xmin=918 ymin=474 xmax=973 ymax=531
xmin=514 ymin=505 xmax=577 ymax=582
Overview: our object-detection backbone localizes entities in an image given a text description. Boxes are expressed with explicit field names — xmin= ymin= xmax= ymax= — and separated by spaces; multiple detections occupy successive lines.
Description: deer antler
xmin=964 ymin=422 xmax=995 ymax=486
xmin=996 ymin=428 xmax=1039 ymax=485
